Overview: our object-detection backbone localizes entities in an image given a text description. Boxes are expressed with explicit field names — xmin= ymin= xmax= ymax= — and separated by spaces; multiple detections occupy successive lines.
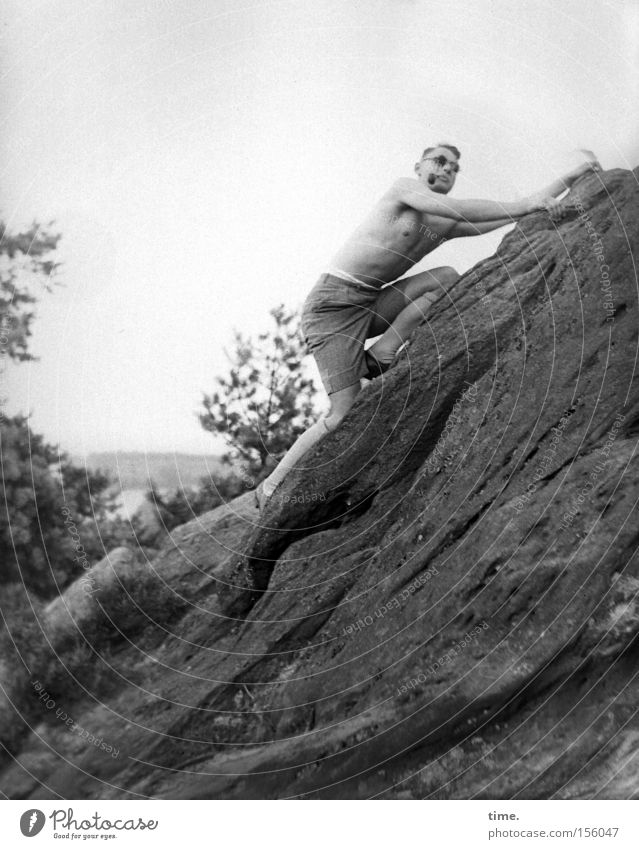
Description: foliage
xmin=199 ymin=304 xmax=318 ymax=480
xmin=0 ymin=584 xmax=49 ymax=756
xmin=0 ymin=415 xmax=140 ymax=599
xmin=0 ymin=584 xmax=47 ymax=675
xmin=0 ymin=219 xmax=172 ymax=758
xmin=143 ymin=304 xmax=320 ymax=539
xmin=0 ymin=220 xmax=61 ymax=362
xmin=0 ymin=219 xmax=147 ymax=597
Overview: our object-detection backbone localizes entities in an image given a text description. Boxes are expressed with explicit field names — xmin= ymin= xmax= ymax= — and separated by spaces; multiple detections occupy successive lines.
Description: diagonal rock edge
xmin=116 ymin=169 xmax=636 ymax=792
xmin=2 ymin=167 xmax=639 ymax=800
xmin=221 ymin=168 xmax=639 ymax=614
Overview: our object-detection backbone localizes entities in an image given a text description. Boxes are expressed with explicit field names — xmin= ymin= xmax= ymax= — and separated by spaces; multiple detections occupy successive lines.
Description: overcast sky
xmin=3 ymin=0 xmax=638 ymax=457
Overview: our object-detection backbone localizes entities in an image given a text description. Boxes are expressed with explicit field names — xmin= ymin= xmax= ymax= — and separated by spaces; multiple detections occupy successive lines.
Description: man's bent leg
xmin=366 ymin=266 xmax=460 ymax=367
xmin=260 ymin=382 xmax=361 ymax=503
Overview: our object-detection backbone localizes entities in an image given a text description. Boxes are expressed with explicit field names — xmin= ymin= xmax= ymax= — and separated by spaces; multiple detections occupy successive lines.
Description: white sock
xmin=261 ymin=418 xmax=331 ymax=495
xmin=261 ymin=477 xmax=277 ymax=497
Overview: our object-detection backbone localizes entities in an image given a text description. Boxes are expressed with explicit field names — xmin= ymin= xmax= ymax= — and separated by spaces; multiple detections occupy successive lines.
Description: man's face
xmin=414 ymin=146 xmax=459 ymax=194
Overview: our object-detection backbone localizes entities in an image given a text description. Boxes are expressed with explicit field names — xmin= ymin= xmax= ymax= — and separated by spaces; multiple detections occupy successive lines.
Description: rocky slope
xmin=2 ymin=167 xmax=639 ymax=799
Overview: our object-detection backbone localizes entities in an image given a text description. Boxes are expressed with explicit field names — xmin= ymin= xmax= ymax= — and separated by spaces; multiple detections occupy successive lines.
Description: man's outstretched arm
xmin=448 ymin=218 xmax=513 ymax=237
xmin=392 ymin=178 xmax=545 ymax=223
xmin=527 ymin=160 xmax=602 ymax=220
xmin=451 ymin=162 xmax=603 ymax=230
xmin=530 ymin=160 xmax=602 ymax=201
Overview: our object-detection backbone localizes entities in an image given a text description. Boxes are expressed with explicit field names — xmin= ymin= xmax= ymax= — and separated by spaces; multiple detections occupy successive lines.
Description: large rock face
xmin=3 ymin=168 xmax=639 ymax=800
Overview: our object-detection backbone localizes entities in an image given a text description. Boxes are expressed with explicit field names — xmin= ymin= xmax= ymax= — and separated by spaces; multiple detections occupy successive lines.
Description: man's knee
xmin=323 ymin=412 xmax=343 ymax=432
xmin=439 ymin=266 xmax=460 ymax=287
xmin=407 ymin=267 xmax=459 ymax=302
xmin=421 ymin=267 xmax=459 ymax=304
xmin=411 ymin=289 xmax=441 ymax=314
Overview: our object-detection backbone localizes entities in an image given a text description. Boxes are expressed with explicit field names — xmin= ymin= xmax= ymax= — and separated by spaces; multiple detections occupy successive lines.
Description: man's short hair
xmin=421 ymin=142 xmax=461 ymax=161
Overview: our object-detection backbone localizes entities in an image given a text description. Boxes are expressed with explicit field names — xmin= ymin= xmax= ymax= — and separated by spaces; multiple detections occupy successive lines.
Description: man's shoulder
xmin=365 ymin=181 xmax=414 ymax=218
xmin=390 ymin=176 xmax=427 ymax=195
xmin=388 ymin=177 xmax=442 ymax=209
xmin=393 ymin=176 xmax=422 ymax=188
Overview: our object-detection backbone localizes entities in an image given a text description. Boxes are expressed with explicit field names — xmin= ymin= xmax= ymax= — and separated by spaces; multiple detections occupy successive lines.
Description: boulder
xmin=43 ymin=546 xmax=185 ymax=649
xmin=2 ymin=167 xmax=639 ymax=799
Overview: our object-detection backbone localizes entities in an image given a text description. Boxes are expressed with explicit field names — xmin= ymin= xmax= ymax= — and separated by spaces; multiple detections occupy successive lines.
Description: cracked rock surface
xmin=3 ymin=168 xmax=639 ymax=800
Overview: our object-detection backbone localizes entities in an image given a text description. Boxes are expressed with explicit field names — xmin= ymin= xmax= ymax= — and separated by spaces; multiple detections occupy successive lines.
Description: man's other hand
xmin=526 ymin=193 xmax=563 ymax=217
xmin=542 ymin=197 xmax=567 ymax=221
xmin=572 ymin=157 xmax=602 ymax=181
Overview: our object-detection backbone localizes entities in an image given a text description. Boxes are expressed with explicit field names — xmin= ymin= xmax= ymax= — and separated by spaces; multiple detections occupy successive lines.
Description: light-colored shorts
xmin=301 ymin=272 xmax=384 ymax=395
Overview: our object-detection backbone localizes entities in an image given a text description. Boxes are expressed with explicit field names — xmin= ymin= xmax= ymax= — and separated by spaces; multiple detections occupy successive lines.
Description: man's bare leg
xmin=258 ymin=382 xmax=361 ymax=507
xmin=257 ymin=266 xmax=459 ymax=508
xmin=366 ymin=266 xmax=460 ymax=368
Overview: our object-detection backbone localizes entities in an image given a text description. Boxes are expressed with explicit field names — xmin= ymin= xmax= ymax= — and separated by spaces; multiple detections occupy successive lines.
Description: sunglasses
xmin=423 ymin=155 xmax=460 ymax=174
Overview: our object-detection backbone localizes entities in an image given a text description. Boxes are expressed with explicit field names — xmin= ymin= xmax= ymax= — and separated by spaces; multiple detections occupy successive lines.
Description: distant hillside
xmin=78 ymin=451 xmax=227 ymax=492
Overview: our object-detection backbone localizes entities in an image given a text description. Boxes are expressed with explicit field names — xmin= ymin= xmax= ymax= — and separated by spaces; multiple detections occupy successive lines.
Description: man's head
xmin=414 ymin=143 xmax=460 ymax=194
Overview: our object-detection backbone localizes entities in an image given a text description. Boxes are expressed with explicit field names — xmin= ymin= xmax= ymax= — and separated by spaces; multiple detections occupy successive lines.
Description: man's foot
xmin=253 ymin=480 xmax=279 ymax=513
xmin=254 ymin=481 xmax=273 ymax=512
xmin=364 ymin=349 xmax=392 ymax=380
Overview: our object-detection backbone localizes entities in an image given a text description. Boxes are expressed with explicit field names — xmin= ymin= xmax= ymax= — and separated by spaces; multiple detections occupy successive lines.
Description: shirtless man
xmin=255 ymin=144 xmax=600 ymax=508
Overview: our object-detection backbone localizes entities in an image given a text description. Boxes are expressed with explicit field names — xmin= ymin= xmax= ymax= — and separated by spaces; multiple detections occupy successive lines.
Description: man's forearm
xmin=534 ymin=164 xmax=589 ymax=199
xmin=451 ymin=197 xmax=532 ymax=222
xmin=535 ymin=175 xmax=574 ymax=199
xmin=394 ymin=178 xmax=537 ymax=222
xmin=453 ymin=218 xmax=513 ymax=236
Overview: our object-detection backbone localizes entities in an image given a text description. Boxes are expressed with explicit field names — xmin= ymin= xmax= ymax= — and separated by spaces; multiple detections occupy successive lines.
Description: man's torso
xmin=329 ymin=188 xmax=457 ymax=286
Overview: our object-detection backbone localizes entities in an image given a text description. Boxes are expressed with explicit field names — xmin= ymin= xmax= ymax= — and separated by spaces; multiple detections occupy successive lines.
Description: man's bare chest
xmin=389 ymin=208 xmax=454 ymax=253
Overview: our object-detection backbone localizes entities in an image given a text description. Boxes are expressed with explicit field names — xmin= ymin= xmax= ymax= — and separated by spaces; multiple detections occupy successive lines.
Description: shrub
xmin=0 ymin=585 xmax=49 ymax=755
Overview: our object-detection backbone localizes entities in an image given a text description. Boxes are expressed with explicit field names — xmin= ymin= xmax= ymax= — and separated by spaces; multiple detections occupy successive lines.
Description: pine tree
xmin=199 ymin=304 xmax=319 ymax=483
xmin=0 ymin=220 xmax=61 ymax=362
